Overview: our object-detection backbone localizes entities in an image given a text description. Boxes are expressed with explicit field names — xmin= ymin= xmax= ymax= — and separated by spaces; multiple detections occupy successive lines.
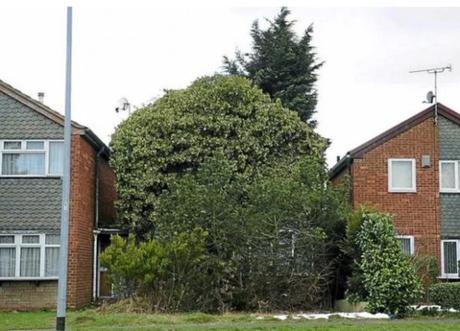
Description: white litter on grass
xmin=410 ymin=305 xmax=458 ymax=313
xmin=255 ymin=316 xmax=264 ymax=320
xmin=258 ymin=312 xmax=390 ymax=321
xmin=296 ymin=313 xmax=329 ymax=320
xmin=411 ymin=305 xmax=442 ymax=311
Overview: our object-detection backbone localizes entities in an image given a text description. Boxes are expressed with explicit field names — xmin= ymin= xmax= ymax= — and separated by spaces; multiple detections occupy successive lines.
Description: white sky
xmin=1 ymin=3 xmax=460 ymax=166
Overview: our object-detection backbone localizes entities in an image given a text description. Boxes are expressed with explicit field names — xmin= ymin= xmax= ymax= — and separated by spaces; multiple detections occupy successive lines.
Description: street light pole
xmin=56 ymin=6 xmax=73 ymax=331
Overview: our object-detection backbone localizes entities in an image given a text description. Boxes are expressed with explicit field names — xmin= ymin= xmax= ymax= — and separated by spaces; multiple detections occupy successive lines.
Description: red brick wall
xmin=351 ymin=117 xmax=440 ymax=259
xmin=68 ymin=135 xmax=96 ymax=308
xmin=98 ymin=159 xmax=116 ymax=227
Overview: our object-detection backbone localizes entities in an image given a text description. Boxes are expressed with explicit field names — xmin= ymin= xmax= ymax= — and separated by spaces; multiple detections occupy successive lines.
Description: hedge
xmin=429 ymin=282 xmax=460 ymax=309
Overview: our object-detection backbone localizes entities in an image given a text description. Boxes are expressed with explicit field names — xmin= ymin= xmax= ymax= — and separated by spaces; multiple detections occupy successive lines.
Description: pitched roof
xmin=0 ymin=78 xmax=109 ymax=156
xmin=329 ymin=103 xmax=460 ymax=179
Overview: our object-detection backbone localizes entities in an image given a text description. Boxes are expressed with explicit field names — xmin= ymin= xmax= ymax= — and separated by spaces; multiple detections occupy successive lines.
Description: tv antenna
xmin=115 ymin=97 xmax=131 ymax=115
xmin=409 ymin=65 xmax=452 ymax=124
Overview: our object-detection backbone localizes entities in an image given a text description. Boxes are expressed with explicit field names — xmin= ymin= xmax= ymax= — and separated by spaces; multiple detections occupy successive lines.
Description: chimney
xmin=336 ymin=155 xmax=341 ymax=162
xmin=38 ymin=92 xmax=45 ymax=103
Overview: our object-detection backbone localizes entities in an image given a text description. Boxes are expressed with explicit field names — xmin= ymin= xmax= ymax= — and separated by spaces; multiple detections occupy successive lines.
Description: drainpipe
xmin=92 ymin=146 xmax=105 ymax=301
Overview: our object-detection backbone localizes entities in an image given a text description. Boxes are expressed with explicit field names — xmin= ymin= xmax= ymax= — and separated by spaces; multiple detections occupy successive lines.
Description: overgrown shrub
xmin=429 ymin=283 xmax=460 ymax=310
xmin=154 ymin=155 xmax=348 ymax=311
xmin=110 ymin=75 xmax=326 ymax=238
xmin=356 ymin=212 xmax=423 ymax=315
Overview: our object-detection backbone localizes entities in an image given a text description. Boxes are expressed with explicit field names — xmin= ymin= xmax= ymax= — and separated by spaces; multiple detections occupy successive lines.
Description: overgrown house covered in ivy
xmin=0 ymin=79 xmax=118 ymax=310
xmin=330 ymin=103 xmax=460 ymax=279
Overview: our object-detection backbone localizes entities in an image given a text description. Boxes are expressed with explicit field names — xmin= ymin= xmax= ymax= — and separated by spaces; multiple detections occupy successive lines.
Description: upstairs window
xmin=0 ymin=140 xmax=64 ymax=176
xmin=388 ymin=159 xmax=416 ymax=192
xmin=440 ymin=161 xmax=460 ymax=193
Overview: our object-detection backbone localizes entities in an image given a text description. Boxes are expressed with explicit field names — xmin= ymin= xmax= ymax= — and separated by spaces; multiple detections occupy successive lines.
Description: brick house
xmin=0 ymin=79 xmax=117 ymax=310
xmin=330 ymin=103 xmax=460 ymax=279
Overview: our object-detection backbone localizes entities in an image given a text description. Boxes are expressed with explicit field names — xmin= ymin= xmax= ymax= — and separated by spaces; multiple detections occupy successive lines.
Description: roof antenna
xmin=409 ymin=65 xmax=452 ymax=125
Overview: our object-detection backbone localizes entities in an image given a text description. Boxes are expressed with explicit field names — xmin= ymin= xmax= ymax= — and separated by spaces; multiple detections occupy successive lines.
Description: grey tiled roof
xmin=0 ymin=91 xmax=63 ymax=139
xmin=0 ymin=178 xmax=62 ymax=232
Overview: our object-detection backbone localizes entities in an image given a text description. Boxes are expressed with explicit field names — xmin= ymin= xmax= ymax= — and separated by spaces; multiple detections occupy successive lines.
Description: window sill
xmin=388 ymin=189 xmax=417 ymax=193
xmin=0 ymin=277 xmax=58 ymax=281
xmin=440 ymin=190 xmax=460 ymax=194
xmin=438 ymin=275 xmax=460 ymax=280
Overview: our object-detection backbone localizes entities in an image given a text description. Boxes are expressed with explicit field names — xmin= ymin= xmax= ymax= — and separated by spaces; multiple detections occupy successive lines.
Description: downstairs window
xmin=0 ymin=234 xmax=60 ymax=279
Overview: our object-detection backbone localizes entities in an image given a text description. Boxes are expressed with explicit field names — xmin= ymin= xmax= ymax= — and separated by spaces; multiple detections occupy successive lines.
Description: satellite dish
xmin=115 ymin=97 xmax=131 ymax=113
xmin=425 ymin=91 xmax=435 ymax=104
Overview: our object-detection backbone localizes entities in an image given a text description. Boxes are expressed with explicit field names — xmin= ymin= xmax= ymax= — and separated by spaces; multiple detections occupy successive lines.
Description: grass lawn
xmin=2 ymin=310 xmax=460 ymax=331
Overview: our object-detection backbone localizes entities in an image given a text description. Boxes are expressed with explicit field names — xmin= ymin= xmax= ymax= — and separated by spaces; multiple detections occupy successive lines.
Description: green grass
xmin=2 ymin=310 xmax=460 ymax=331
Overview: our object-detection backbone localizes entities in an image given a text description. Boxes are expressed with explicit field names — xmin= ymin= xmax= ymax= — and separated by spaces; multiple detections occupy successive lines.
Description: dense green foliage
xmin=429 ymin=283 xmax=460 ymax=310
xmin=223 ymin=7 xmax=323 ymax=126
xmin=342 ymin=207 xmax=374 ymax=303
xmin=104 ymin=154 xmax=348 ymax=311
xmin=153 ymin=155 xmax=348 ymax=311
xmin=110 ymin=75 xmax=326 ymax=238
xmin=100 ymin=228 xmax=209 ymax=311
xmin=356 ymin=212 xmax=422 ymax=315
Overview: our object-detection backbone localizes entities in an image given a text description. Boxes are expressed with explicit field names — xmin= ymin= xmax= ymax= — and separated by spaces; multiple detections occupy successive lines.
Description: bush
xmin=100 ymin=228 xmax=210 ymax=312
xmin=110 ymin=75 xmax=327 ymax=238
xmin=154 ymin=155 xmax=348 ymax=311
xmin=356 ymin=212 xmax=423 ymax=315
xmin=429 ymin=283 xmax=460 ymax=310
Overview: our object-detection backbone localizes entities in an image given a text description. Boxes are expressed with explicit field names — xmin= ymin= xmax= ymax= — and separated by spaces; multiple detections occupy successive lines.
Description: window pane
xmin=20 ymin=247 xmax=40 ymax=277
xmin=444 ymin=241 xmax=458 ymax=274
xmin=46 ymin=234 xmax=60 ymax=245
xmin=26 ymin=141 xmax=44 ymax=150
xmin=45 ymin=247 xmax=59 ymax=277
xmin=441 ymin=162 xmax=456 ymax=189
xmin=391 ymin=160 xmax=413 ymax=189
xmin=49 ymin=142 xmax=64 ymax=175
xmin=4 ymin=141 xmax=21 ymax=150
xmin=22 ymin=235 xmax=40 ymax=244
xmin=397 ymin=238 xmax=412 ymax=255
xmin=0 ymin=236 xmax=14 ymax=244
xmin=2 ymin=153 xmax=45 ymax=175
xmin=0 ymin=248 xmax=16 ymax=277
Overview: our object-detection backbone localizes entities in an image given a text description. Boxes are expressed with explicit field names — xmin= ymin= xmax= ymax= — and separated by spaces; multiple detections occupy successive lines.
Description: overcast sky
xmin=1 ymin=5 xmax=459 ymax=166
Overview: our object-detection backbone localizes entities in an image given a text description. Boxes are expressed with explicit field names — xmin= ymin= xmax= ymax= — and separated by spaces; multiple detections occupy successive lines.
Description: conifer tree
xmin=223 ymin=7 xmax=323 ymax=126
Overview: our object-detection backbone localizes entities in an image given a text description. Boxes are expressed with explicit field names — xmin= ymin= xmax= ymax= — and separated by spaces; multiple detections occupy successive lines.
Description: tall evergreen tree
xmin=223 ymin=7 xmax=323 ymax=127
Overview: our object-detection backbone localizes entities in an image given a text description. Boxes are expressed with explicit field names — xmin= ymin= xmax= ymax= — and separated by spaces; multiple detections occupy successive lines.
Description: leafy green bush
xmin=100 ymin=228 xmax=209 ymax=311
xmin=110 ymin=74 xmax=326 ymax=238
xmin=429 ymin=283 xmax=460 ymax=309
xmin=356 ymin=212 xmax=423 ymax=315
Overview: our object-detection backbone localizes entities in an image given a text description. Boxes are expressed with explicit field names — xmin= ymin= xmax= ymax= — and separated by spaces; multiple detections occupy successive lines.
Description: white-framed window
xmin=440 ymin=161 xmax=460 ymax=193
xmin=441 ymin=240 xmax=460 ymax=278
xmin=0 ymin=234 xmax=60 ymax=280
xmin=388 ymin=158 xmax=416 ymax=192
xmin=396 ymin=235 xmax=415 ymax=256
xmin=0 ymin=140 xmax=64 ymax=177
